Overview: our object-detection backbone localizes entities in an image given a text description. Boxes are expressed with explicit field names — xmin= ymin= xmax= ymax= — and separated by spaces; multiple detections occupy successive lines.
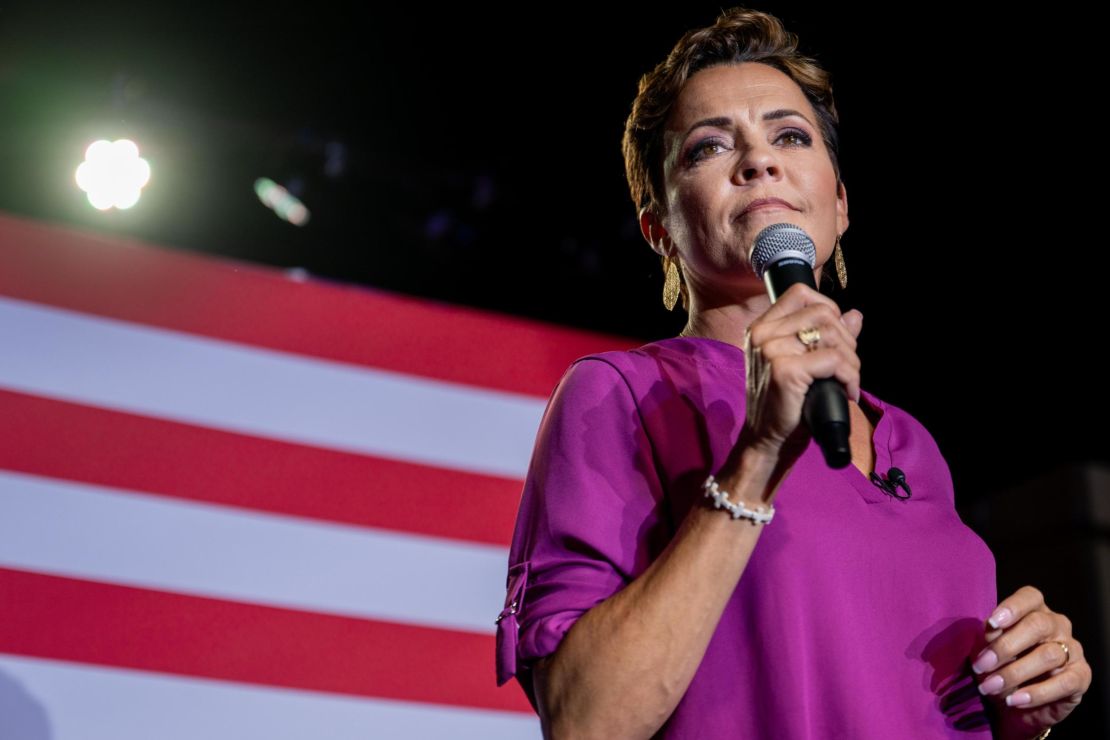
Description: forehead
xmin=667 ymin=62 xmax=813 ymax=130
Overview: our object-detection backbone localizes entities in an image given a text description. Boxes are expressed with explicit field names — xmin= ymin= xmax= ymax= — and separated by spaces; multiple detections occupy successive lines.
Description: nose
xmin=732 ymin=140 xmax=782 ymax=184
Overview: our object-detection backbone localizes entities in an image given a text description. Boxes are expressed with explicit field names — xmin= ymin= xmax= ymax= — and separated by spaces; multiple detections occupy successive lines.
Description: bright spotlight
xmin=75 ymin=139 xmax=151 ymax=211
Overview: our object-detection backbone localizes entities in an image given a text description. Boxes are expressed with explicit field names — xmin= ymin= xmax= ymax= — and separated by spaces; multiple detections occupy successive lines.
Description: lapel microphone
xmin=870 ymin=467 xmax=912 ymax=500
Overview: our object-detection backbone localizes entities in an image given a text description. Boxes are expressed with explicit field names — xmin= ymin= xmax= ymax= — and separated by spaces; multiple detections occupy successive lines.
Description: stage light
xmin=75 ymin=139 xmax=151 ymax=210
xmin=254 ymin=177 xmax=310 ymax=226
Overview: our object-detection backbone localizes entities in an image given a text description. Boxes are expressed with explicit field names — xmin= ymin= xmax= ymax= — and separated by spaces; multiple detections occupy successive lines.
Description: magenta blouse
xmin=496 ymin=336 xmax=998 ymax=738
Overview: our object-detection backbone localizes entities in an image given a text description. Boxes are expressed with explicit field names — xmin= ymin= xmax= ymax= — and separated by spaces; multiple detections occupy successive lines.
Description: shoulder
xmin=537 ymin=348 xmax=656 ymax=435
xmin=536 ymin=338 xmax=707 ymax=438
xmin=546 ymin=339 xmax=671 ymax=403
xmin=556 ymin=336 xmax=744 ymax=396
xmin=543 ymin=338 xmax=746 ymax=457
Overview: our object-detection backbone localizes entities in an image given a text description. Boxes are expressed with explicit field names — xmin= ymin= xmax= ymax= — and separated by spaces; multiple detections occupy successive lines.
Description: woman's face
xmin=649 ymin=61 xmax=848 ymax=298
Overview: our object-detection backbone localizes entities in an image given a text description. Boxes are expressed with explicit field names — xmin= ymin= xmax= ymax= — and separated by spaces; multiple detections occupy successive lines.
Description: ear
xmin=639 ymin=206 xmax=671 ymax=257
xmin=835 ymin=180 xmax=849 ymax=237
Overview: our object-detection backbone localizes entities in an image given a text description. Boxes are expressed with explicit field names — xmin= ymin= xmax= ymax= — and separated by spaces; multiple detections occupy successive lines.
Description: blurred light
xmin=254 ymin=177 xmax=310 ymax=226
xmin=75 ymin=139 xmax=151 ymax=211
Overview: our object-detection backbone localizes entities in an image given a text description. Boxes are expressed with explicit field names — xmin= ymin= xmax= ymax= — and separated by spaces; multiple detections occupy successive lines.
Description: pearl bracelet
xmin=701 ymin=474 xmax=775 ymax=525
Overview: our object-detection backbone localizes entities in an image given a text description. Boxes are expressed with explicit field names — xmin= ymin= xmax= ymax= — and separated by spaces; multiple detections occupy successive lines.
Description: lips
xmin=738 ymin=197 xmax=797 ymax=218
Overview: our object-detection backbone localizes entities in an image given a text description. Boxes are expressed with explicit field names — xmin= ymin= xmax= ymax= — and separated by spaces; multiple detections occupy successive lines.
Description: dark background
xmin=1 ymin=2 xmax=1105 ymax=501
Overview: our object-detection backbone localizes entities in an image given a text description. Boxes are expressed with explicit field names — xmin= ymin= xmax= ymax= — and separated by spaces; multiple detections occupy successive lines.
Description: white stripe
xmin=0 ymin=654 xmax=541 ymax=740
xmin=0 ymin=296 xmax=545 ymax=479
xmin=0 ymin=470 xmax=506 ymax=634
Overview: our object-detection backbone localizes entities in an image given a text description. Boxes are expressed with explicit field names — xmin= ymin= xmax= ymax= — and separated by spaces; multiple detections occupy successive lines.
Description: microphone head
xmin=749 ymin=223 xmax=817 ymax=280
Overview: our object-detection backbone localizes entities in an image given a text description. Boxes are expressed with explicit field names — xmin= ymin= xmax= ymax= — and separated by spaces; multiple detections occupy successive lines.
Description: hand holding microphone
xmin=743 ymin=223 xmax=863 ymax=469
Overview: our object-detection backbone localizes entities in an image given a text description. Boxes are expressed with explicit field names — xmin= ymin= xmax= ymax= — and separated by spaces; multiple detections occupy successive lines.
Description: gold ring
xmin=797 ymin=326 xmax=821 ymax=351
xmin=1056 ymin=640 xmax=1070 ymax=665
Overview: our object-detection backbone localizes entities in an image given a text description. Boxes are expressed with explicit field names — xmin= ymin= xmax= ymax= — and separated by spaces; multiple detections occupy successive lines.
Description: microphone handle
xmin=763 ymin=255 xmax=852 ymax=469
xmin=805 ymin=378 xmax=851 ymax=468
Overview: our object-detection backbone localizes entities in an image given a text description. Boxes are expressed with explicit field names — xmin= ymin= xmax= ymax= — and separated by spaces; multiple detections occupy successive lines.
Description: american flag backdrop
xmin=0 ymin=212 xmax=637 ymax=739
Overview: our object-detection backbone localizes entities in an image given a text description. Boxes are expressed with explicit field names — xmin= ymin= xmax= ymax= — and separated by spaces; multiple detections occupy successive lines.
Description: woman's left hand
xmin=972 ymin=585 xmax=1091 ymax=738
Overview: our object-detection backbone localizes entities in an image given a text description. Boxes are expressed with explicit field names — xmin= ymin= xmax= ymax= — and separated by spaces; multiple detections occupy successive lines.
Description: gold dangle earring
xmin=834 ymin=234 xmax=848 ymax=290
xmin=662 ymin=255 xmax=681 ymax=311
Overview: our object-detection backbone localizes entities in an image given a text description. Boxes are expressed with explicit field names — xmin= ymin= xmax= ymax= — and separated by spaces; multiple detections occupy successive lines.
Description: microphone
xmin=870 ymin=467 xmax=912 ymax=500
xmin=749 ymin=223 xmax=851 ymax=469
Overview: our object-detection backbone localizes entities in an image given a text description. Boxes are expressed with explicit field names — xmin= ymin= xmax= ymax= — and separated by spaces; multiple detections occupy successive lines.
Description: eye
xmin=777 ymin=129 xmax=813 ymax=147
xmin=686 ymin=138 xmax=728 ymax=164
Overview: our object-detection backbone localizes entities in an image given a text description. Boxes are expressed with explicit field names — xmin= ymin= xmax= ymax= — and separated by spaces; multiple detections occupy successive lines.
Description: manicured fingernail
xmin=979 ymin=675 xmax=1004 ymax=695
xmin=972 ymin=649 xmax=998 ymax=675
xmin=1006 ymin=691 xmax=1032 ymax=707
xmin=988 ymin=607 xmax=1012 ymax=629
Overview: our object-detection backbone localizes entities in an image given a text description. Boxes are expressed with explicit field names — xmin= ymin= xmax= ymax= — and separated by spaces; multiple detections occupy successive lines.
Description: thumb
xmin=840 ymin=309 xmax=863 ymax=339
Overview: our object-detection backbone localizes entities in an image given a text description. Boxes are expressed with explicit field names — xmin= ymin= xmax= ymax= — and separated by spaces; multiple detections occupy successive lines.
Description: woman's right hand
xmin=742 ymin=282 xmax=864 ymax=465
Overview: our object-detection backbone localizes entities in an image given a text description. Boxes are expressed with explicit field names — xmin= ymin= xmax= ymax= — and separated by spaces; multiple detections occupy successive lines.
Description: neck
xmin=678 ymin=265 xmax=828 ymax=349
xmin=678 ymin=281 xmax=772 ymax=350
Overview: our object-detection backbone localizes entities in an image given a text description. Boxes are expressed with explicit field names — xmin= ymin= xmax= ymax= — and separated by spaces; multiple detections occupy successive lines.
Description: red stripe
xmin=0 ymin=567 xmax=533 ymax=713
xmin=0 ymin=212 xmax=638 ymax=397
xmin=0 ymin=388 xmax=522 ymax=546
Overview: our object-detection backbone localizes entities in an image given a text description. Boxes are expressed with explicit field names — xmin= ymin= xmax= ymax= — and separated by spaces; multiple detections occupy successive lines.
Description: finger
xmin=759 ymin=324 xmax=861 ymax=367
xmin=759 ymin=310 xmax=862 ymax=378
xmin=840 ymin=309 xmax=863 ymax=340
xmin=975 ymin=639 xmax=1071 ymax=697
xmin=826 ymin=348 xmax=861 ymax=404
xmin=973 ymin=609 xmax=1062 ymax=678
xmin=760 ymin=335 xmax=862 ymax=387
xmin=766 ymin=348 xmax=861 ymax=404
xmin=1064 ymin=632 xmax=1086 ymax=665
xmin=986 ymin=585 xmax=1046 ymax=631
xmin=999 ymin=662 xmax=1091 ymax=709
xmin=752 ymin=303 xmax=858 ymax=354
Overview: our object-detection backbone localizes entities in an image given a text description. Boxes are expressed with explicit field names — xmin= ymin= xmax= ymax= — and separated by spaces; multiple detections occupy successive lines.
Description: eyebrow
xmin=681 ymin=108 xmax=816 ymax=141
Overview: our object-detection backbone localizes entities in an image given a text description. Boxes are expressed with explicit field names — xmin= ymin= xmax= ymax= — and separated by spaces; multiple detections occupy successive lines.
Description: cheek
xmin=664 ymin=195 xmax=700 ymax=245
xmin=814 ymin=170 xmax=841 ymax=209
xmin=671 ymin=184 xmax=724 ymax=235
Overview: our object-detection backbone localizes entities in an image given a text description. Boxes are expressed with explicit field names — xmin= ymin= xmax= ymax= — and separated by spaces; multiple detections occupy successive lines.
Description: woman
xmin=495 ymin=7 xmax=1090 ymax=738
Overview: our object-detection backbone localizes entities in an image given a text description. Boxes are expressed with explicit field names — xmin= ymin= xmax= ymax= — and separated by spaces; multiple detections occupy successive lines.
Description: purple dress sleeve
xmin=495 ymin=356 xmax=669 ymax=704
